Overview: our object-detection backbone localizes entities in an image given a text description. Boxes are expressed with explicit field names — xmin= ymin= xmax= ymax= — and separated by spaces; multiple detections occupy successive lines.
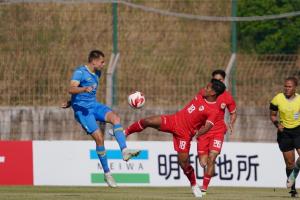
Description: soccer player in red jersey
xmin=197 ymin=70 xmax=237 ymax=195
xmin=125 ymin=79 xmax=226 ymax=198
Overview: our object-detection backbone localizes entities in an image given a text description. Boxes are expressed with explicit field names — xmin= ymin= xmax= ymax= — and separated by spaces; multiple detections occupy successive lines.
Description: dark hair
xmin=211 ymin=78 xmax=226 ymax=97
xmin=212 ymin=69 xmax=226 ymax=79
xmin=285 ymin=77 xmax=298 ymax=86
xmin=88 ymin=50 xmax=105 ymax=62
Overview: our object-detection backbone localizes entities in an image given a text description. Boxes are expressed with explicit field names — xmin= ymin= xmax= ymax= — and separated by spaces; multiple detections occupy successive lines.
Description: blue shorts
xmin=72 ymin=102 xmax=112 ymax=134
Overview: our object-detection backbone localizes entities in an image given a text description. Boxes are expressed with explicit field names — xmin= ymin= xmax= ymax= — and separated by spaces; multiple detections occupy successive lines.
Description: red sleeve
xmin=226 ymin=92 xmax=237 ymax=113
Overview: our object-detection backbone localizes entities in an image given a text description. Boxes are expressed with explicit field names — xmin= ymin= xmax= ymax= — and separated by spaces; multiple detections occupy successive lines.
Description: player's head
xmin=212 ymin=69 xmax=226 ymax=82
xmin=284 ymin=76 xmax=298 ymax=98
xmin=88 ymin=50 xmax=105 ymax=70
xmin=211 ymin=78 xmax=226 ymax=97
xmin=204 ymin=79 xmax=226 ymax=99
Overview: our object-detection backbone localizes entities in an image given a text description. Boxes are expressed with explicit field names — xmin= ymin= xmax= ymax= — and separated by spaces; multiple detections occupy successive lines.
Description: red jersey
xmin=175 ymin=94 xmax=218 ymax=136
xmin=199 ymin=89 xmax=236 ymax=133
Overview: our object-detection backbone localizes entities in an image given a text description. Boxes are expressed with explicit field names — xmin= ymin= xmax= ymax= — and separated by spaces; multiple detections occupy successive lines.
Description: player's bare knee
xmin=178 ymin=157 xmax=189 ymax=169
xmin=198 ymin=154 xmax=208 ymax=168
xmin=207 ymin=158 xmax=216 ymax=166
xmin=91 ymin=130 xmax=104 ymax=146
xmin=200 ymin=161 xmax=207 ymax=168
xmin=286 ymin=162 xmax=295 ymax=169
xmin=143 ymin=117 xmax=157 ymax=128
xmin=208 ymin=152 xmax=219 ymax=161
xmin=112 ymin=113 xmax=121 ymax=124
xmin=143 ymin=118 xmax=151 ymax=126
xmin=179 ymin=161 xmax=189 ymax=170
xmin=105 ymin=111 xmax=121 ymax=124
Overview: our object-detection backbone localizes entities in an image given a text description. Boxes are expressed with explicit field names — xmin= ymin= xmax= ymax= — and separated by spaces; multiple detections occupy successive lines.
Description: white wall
xmin=33 ymin=141 xmax=286 ymax=187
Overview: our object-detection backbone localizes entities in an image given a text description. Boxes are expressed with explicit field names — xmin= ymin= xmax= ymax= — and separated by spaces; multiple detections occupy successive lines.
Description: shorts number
xmin=179 ymin=140 xmax=187 ymax=150
xmin=213 ymin=140 xmax=222 ymax=149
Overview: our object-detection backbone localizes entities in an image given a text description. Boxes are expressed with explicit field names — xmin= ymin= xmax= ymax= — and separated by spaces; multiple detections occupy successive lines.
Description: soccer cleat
xmin=287 ymin=171 xmax=296 ymax=188
xmin=289 ymin=190 xmax=298 ymax=197
xmin=104 ymin=172 xmax=117 ymax=188
xmin=107 ymin=129 xmax=114 ymax=136
xmin=122 ymin=148 xmax=140 ymax=161
xmin=191 ymin=184 xmax=202 ymax=198
xmin=201 ymin=188 xmax=207 ymax=196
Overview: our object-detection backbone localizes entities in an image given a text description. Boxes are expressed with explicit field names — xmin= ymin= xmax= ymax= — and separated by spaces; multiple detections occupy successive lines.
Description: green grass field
xmin=0 ymin=186 xmax=294 ymax=200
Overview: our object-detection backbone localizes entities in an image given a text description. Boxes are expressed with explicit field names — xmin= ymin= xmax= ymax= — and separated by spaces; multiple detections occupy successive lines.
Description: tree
xmin=237 ymin=0 xmax=300 ymax=54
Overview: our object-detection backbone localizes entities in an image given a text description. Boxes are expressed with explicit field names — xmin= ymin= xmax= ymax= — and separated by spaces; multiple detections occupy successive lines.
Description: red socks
xmin=183 ymin=165 xmax=196 ymax=186
xmin=125 ymin=119 xmax=145 ymax=136
xmin=202 ymin=173 xmax=212 ymax=190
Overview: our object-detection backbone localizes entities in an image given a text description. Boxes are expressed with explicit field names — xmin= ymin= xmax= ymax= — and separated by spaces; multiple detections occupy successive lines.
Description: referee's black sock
xmin=286 ymin=168 xmax=296 ymax=191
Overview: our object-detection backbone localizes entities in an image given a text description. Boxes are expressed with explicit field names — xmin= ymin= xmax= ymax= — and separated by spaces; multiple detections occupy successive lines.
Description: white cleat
xmin=104 ymin=172 xmax=117 ymax=188
xmin=191 ymin=184 xmax=202 ymax=198
xmin=122 ymin=148 xmax=140 ymax=161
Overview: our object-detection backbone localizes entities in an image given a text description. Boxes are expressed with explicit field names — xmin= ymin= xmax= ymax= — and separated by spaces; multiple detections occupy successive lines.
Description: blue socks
xmin=95 ymin=124 xmax=127 ymax=173
xmin=113 ymin=124 xmax=127 ymax=150
xmin=96 ymin=146 xmax=110 ymax=173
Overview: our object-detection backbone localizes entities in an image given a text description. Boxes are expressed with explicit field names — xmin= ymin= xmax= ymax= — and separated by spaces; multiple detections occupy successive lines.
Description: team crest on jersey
xmin=199 ymin=105 xmax=204 ymax=111
xmin=220 ymin=103 xmax=226 ymax=109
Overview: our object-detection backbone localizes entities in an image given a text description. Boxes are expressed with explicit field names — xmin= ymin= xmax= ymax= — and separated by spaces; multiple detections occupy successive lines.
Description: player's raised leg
xmin=105 ymin=111 xmax=140 ymax=161
xmin=125 ymin=115 xmax=162 ymax=136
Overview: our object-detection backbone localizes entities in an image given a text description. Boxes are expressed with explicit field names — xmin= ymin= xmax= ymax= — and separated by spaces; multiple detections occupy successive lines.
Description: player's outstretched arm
xmin=61 ymin=100 xmax=71 ymax=109
xmin=228 ymin=111 xmax=237 ymax=134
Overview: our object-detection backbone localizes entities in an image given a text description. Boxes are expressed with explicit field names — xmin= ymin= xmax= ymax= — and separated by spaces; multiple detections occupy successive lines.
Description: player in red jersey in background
xmin=125 ymin=79 xmax=226 ymax=198
xmin=197 ymin=69 xmax=237 ymax=195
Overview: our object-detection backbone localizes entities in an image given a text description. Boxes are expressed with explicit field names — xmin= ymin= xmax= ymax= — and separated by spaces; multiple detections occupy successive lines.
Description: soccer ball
xmin=128 ymin=91 xmax=145 ymax=109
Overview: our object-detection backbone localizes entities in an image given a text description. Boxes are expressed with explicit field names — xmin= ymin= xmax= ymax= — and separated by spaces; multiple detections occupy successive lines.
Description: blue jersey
xmin=71 ymin=65 xmax=101 ymax=108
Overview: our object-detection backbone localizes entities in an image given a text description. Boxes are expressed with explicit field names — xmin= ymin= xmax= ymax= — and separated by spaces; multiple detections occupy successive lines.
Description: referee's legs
xmin=283 ymin=150 xmax=297 ymax=197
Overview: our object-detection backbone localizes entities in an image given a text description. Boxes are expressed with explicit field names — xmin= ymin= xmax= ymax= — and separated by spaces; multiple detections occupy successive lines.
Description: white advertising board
xmin=33 ymin=141 xmax=286 ymax=187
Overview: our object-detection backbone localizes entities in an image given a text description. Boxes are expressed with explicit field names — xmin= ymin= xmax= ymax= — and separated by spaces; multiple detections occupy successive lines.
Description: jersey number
xmin=188 ymin=104 xmax=195 ymax=114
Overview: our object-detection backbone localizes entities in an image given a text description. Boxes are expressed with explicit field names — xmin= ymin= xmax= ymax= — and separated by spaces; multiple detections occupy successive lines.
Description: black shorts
xmin=277 ymin=125 xmax=300 ymax=152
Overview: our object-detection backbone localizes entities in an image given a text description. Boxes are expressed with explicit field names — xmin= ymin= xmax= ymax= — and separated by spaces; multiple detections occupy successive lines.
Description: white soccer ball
xmin=128 ymin=91 xmax=145 ymax=109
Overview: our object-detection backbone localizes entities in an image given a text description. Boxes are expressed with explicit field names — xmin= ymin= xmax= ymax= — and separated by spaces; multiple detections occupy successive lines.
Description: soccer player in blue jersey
xmin=65 ymin=50 xmax=140 ymax=188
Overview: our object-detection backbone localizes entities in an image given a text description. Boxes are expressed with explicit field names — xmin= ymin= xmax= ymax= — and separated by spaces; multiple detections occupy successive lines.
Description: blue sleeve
xmin=71 ymin=69 xmax=83 ymax=82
